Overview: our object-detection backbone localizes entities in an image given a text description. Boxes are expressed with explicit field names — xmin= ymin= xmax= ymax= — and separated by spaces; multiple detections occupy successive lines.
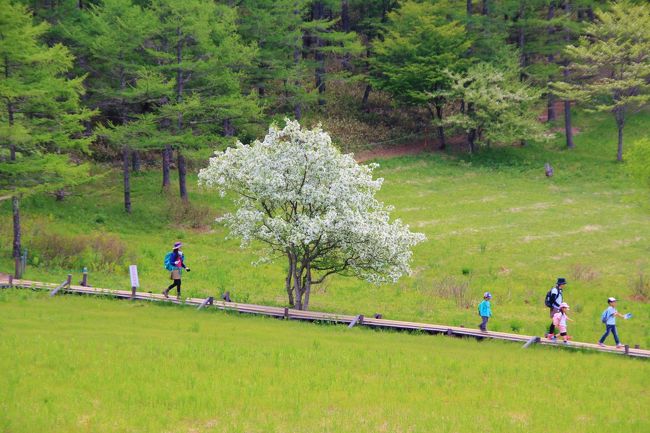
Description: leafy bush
xmin=28 ymin=232 xmax=127 ymax=271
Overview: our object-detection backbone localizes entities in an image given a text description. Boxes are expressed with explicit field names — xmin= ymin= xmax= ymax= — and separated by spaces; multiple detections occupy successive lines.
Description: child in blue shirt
xmin=478 ymin=292 xmax=492 ymax=332
xmin=598 ymin=297 xmax=630 ymax=348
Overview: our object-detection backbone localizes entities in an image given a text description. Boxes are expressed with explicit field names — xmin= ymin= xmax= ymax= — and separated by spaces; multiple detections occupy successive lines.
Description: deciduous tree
xmin=198 ymin=120 xmax=425 ymax=310
xmin=553 ymin=1 xmax=650 ymax=161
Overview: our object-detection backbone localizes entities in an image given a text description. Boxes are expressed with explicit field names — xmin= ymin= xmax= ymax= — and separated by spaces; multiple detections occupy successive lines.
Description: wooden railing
xmin=3 ymin=276 xmax=648 ymax=359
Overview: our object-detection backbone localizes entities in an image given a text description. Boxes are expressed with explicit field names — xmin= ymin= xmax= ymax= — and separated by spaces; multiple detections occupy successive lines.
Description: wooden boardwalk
xmin=3 ymin=276 xmax=649 ymax=359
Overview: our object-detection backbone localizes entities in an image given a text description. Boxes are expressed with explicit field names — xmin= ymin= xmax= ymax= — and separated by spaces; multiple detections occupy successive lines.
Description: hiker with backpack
xmin=163 ymin=242 xmax=190 ymax=299
xmin=477 ymin=292 xmax=492 ymax=332
xmin=552 ymin=302 xmax=573 ymax=344
xmin=598 ymin=297 xmax=631 ymax=349
xmin=545 ymin=277 xmax=567 ymax=339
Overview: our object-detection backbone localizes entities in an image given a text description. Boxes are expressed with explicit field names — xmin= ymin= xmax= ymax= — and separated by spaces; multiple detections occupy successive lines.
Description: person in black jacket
xmin=547 ymin=277 xmax=567 ymax=339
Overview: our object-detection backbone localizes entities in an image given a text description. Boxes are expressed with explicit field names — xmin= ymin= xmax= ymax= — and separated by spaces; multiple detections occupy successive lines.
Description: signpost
xmin=129 ymin=265 xmax=139 ymax=300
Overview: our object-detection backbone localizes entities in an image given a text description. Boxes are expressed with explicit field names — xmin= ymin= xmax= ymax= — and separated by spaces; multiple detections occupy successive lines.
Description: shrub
xmin=435 ymin=276 xmax=471 ymax=308
xmin=168 ymin=197 xmax=215 ymax=230
xmin=570 ymin=263 xmax=600 ymax=281
xmin=631 ymin=271 xmax=649 ymax=302
xmin=28 ymin=232 xmax=127 ymax=271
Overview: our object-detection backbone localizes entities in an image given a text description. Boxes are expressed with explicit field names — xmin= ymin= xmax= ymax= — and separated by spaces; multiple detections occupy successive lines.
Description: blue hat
xmin=556 ymin=278 xmax=567 ymax=286
xmin=483 ymin=292 xmax=492 ymax=299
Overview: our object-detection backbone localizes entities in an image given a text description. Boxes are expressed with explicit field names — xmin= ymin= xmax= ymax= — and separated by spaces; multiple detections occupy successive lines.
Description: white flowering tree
xmin=198 ymin=120 xmax=425 ymax=310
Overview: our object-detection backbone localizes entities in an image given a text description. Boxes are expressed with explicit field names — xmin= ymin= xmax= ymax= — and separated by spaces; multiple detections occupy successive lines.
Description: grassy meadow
xmin=1 ymin=110 xmax=649 ymax=347
xmin=0 ymin=290 xmax=648 ymax=433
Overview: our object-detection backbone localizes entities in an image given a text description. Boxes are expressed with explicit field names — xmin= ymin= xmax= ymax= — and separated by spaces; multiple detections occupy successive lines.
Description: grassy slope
xmin=0 ymin=111 xmax=649 ymax=346
xmin=0 ymin=291 xmax=648 ymax=433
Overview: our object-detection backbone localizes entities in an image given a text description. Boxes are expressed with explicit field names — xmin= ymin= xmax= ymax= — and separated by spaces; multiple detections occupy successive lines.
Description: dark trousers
xmin=479 ymin=316 xmax=489 ymax=331
xmin=599 ymin=325 xmax=620 ymax=345
xmin=166 ymin=279 xmax=181 ymax=296
xmin=548 ymin=307 xmax=559 ymax=334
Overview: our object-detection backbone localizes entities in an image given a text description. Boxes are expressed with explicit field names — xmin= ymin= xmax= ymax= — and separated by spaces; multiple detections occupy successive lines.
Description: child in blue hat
xmin=478 ymin=292 xmax=492 ymax=332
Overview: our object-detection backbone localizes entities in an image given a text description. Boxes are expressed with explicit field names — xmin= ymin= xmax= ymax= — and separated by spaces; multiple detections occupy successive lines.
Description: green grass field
xmin=1 ymin=290 xmax=648 ymax=433
xmin=1 ymin=110 xmax=649 ymax=348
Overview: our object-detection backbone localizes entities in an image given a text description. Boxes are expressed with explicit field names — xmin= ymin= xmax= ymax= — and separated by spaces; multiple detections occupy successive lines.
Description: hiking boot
xmin=597 ymin=342 xmax=606 ymax=347
xmin=162 ymin=290 xmax=169 ymax=298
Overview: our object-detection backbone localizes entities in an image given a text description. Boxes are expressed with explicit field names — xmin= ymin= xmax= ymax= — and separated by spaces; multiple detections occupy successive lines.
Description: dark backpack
xmin=544 ymin=289 xmax=554 ymax=308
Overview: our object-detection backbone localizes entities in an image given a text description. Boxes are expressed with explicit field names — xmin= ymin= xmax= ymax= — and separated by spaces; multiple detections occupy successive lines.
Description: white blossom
xmin=198 ymin=119 xmax=425 ymax=309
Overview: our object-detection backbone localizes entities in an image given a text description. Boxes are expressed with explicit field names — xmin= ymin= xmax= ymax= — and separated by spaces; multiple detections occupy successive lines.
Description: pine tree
xmin=0 ymin=0 xmax=94 ymax=277
xmin=553 ymin=0 xmax=650 ymax=161
xmin=369 ymin=1 xmax=471 ymax=149
xmin=141 ymin=0 xmax=257 ymax=200
xmin=71 ymin=0 xmax=163 ymax=213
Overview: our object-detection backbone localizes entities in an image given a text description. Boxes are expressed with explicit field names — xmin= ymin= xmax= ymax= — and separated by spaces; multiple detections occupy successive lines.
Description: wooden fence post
xmin=522 ymin=336 xmax=540 ymax=349
xmin=80 ymin=267 xmax=88 ymax=287
xmin=197 ymin=296 xmax=214 ymax=310
xmin=373 ymin=313 xmax=382 ymax=319
xmin=624 ymin=345 xmax=629 ymax=355
xmin=66 ymin=274 xmax=71 ymax=287
xmin=8 ymin=275 xmax=13 ymax=286
xmin=284 ymin=307 xmax=289 ymax=319
xmin=348 ymin=314 xmax=363 ymax=329
xmin=222 ymin=291 xmax=232 ymax=302
xmin=634 ymin=344 xmax=640 ymax=349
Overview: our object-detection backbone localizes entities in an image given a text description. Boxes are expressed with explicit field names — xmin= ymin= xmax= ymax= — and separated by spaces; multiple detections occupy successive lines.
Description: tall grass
xmin=0 ymin=291 xmax=648 ymax=433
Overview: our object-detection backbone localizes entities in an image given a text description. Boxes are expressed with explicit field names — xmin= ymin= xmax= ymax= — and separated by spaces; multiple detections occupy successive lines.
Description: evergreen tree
xmin=0 ymin=0 xmax=94 ymax=277
xmin=143 ymin=0 xmax=257 ymax=199
xmin=369 ymin=1 xmax=471 ymax=149
xmin=553 ymin=0 xmax=650 ymax=161
xmin=72 ymin=0 xmax=163 ymax=213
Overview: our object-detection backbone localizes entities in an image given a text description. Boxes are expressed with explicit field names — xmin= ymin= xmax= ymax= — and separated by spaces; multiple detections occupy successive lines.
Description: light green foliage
xmin=443 ymin=49 xmax=548 ymax=150
xmin=0 ymin=0 xmax=94 ymax=195
xmin=627 ymin=138 xmax=650 ymax=191
xmin=0 ymin=292 xmax=648 ymax=433
xmin=553 ymin=0 xmax=650 ymax=160
xmin=369 ymin=1 xmax=470 ymax=108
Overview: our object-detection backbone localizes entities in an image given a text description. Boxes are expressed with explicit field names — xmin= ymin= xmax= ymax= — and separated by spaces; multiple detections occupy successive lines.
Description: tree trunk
xmin=482 ymin=0 xmax=489 ymax=15
xmin=285 ymin=252 xmax=295 ymax=307
xmin=467 ymin=0 xmax=473 ymax=15
xmin=178 ymin=150 xmax=187 ymax=201
xmin=123 ymin=146 xmax=131 ymax=214
xmin=8 ymin=101 xmax=15 ymax=161
xmin=223 ymin=118 xmax=235 ymax=137
xmin=435 ymin=104 xmax=446 ymax=150
xmin=313 ymin=2 xmax=326 ymax=105
xmin=162 ymin=145 xmax=171 ymax=190
xmin=564 ymin=99 xmax=574 ymax=149
xmin=615 ymin=109 xmax=625 ymax=162
xmin=547 ymin=93 xmax=556 ymax=122
xmin=341 ymin=0 xmax=350 ymax=32
xmin=361 ymin=84 xmax=372 ymax=111
xmin=131 ymin=150 xmax=141 ymax=173
xmin=12 ymin=195 xmax=21 ymax=278
xmin=293 ymin=261 xmax=303 ymax=310
xmin=547 ymin=2 xmax=556 ymax=122
xmin=303 ymin=262 xmax=312 ymax=311
xmin=293 ymin=3 xmax=302 ymax=120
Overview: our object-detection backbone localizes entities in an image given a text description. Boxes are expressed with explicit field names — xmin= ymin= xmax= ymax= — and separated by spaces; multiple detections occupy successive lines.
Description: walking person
xmin=598 ymin=297 xmax=631 ymax=349
xmin=163 ymin=242 xmax=190 ymax=299
xmin=545 ymin=277 xmax=567 ymax=339
xmin=478 ymin=292 xmax=492 ymax=332
xmin=552 ymin=302 xmax=573 ymax=344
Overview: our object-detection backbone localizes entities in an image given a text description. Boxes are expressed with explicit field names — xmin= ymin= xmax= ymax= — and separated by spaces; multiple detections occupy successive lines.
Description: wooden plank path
xmin=4 ymin=276 xmax=649 ymax=359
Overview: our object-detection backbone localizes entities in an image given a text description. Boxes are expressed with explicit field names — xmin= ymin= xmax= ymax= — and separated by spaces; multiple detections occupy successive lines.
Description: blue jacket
xmin=478 ymin=300 xmax=492 ymax=317
xmin=170 ymin=251 xmax=187 ymax=273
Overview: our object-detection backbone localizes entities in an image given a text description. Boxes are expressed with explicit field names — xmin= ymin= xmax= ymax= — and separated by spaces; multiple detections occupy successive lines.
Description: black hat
xmin=556 ymin=278 xmax=567 ymax=286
